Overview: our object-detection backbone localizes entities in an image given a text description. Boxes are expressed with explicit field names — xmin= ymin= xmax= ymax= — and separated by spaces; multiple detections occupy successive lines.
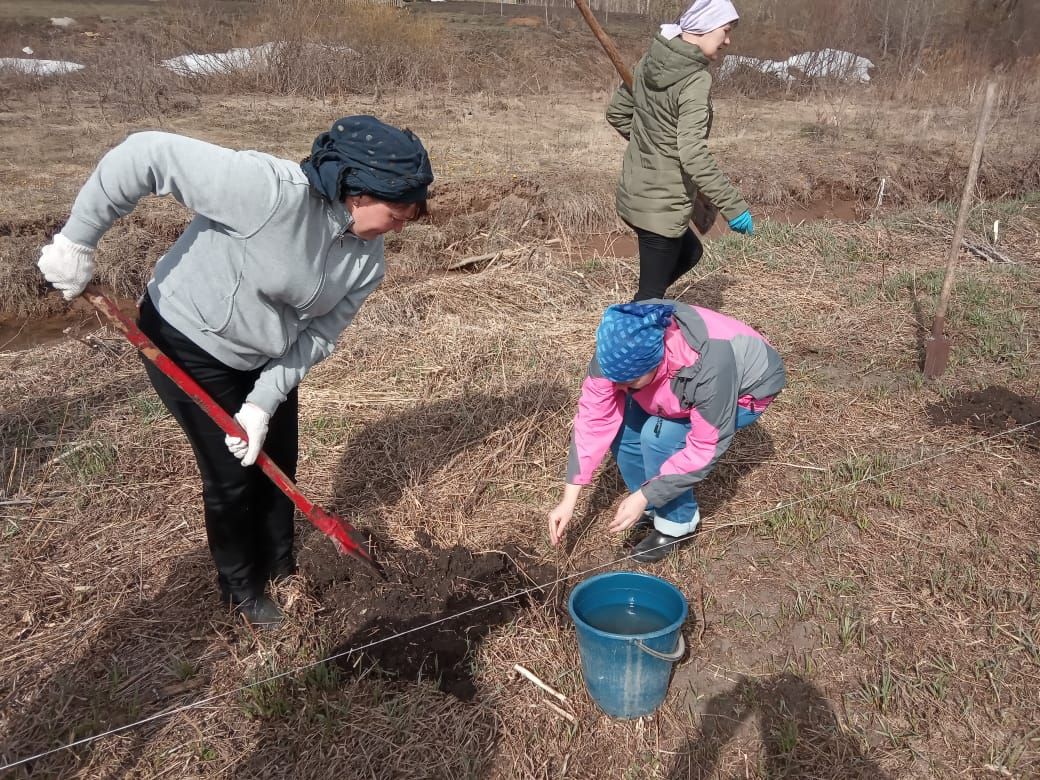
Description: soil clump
xmin=313 ymin=532 xmax=559 ymax=701
xmin=927 ymin=385 xmax=1040 ymax=444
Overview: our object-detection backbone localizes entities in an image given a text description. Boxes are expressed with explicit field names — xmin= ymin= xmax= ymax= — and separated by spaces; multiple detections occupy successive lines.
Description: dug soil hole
xmin=312 ymin=532 xmax=558 ymax=700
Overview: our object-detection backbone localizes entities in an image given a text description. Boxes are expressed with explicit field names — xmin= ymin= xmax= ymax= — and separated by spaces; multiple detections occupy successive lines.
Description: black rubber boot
xmin=632 ymin=512 xmax=654 ymax=532
xmin=631 ymin=530 xmax=691 ymax=563
xmin=233 ymin=595 xmax=284 ymax=629
xmin=267 ymin=556 xmax=298 ymax=585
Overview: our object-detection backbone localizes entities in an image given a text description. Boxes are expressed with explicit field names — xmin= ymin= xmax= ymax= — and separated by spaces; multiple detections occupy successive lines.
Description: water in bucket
xmin=568 ymin=571 xmax=687 ymax=719
xmin=582 ymin=602 xmax=672 ymax=635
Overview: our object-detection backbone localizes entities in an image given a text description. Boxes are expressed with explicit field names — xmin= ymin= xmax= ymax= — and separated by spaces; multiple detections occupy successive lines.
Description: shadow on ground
xmin=1 ymin=551 xmax=222 ymax=778
xmin=671 ymin=270 xmax=735 ymax=312
xmin=669 ymin=673 xmax=889 ymax=779
xmin=308 ymin=384 xmax=570 ymax=696
xmin=325 ymin=533 xmax=558 ymax=700
xmin=225 ymin=385 xmax=571 ymax=777
xmin=0 ymin=375 xmax=144 ymax=494
xmin=328 ymin=381 xmax=571 ymax=533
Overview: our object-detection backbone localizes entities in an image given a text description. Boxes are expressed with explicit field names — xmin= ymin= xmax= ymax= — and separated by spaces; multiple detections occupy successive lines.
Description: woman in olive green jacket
xmin=607 ymin=0 xmax=752 ymax=301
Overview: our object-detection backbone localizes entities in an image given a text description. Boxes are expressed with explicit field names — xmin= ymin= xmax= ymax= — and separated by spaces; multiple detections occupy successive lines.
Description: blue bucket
xmin=568 ymin=571 xmax=688 ymax=719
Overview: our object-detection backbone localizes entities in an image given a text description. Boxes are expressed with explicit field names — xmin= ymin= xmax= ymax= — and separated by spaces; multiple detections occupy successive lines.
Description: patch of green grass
xmin=61 ymin=442 xmax=118 ymax=483
xmin=956 ymin=303 xmax=1029 ymax=372
xmin=831 ymin=452 xmax=897 ymax=485
xmin=779 ymin=588 xmax=819 ymax=621
xmin=130 ymin=393 xmax=167 ymax=424
xmin=196 ymin=743 xmax=219 ymax=762
xmin=782 ymin=650 xmax=818 ymax=677
xmin=241 ymin=673 xmax=294 ymax=720
xmin=303 ymin=415 xmax=353 ymax=447
xmin=879 ymin=489 xmax=905 ymax=509
xmin=302 ymin=661 xmax=341 ymax=692
xmin=880 ymin=268 xmax=1003 ymax=310
xmin=880 ymin=268 xmax=933 ymax=301
xmin=971 ymin=192 xmax=1040 ymax=233
xmin=770 ymin=716 xmax=799 ymax=754
xmin=761 ymin=502 xmax=831 ymax=545
xmin=859 ymin=661 xmax=897 ymax=714
xmin=835 ymin=608 xmax=865 ymax=651
xmin=986 ymin=733 xmax=1031 ymax=775
xmin=824 ymin=577 xmax=861 ymax=596
xmin=880 ymin=264 xmax=1030 ymax=372
xmin=706 ymin=232 xmax=752 ymax=263
xmin=914 ymin=656 xmax=954 ymax=704
xmin=812 ymin=231 xmax=881 ymax=279
xmin=873 ymin=717 xmax=917 ymax=750
xmin=622 ymin=751 xmax=663 ymax=778
xmin=167 ymin=657 xmax=195 ymax=683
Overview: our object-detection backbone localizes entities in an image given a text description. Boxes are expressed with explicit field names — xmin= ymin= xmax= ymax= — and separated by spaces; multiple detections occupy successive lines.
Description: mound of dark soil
xmin=317 ymin=533 xmax=558 ymax=700
xmin=927 ymin=385 xmax=1040 ymax=445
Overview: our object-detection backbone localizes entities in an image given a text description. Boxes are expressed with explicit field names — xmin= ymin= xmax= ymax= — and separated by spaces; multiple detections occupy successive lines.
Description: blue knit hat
xmin=595 ymin=303 xmax=675 ymax=383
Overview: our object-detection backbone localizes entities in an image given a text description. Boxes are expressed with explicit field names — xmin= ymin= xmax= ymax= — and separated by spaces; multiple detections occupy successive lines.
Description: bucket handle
xmin=635 ymin=634 xmax=685 ymax=663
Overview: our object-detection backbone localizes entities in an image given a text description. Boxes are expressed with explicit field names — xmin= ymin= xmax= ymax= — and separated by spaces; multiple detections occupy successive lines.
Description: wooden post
xmin=922 ymin=80 xmax=999 ymax=378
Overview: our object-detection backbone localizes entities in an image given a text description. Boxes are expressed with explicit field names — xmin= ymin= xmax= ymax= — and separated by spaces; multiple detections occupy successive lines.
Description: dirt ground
xmin=2 ymin=3 xmax=1040 ymax=779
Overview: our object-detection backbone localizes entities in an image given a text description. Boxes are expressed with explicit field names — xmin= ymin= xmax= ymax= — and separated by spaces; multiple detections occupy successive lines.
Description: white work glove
xmin=37 ymin=234 xmax=96 ymax=300
xmin=224 ymin=402 xmax=270 ymax=467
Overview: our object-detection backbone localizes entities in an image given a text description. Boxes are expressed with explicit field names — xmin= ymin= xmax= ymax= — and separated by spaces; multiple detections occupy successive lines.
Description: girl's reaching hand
xmin=548 ymin=503 xmax=575 ymax=547
xmin=608 ymin=490 xmax=649 ymax=533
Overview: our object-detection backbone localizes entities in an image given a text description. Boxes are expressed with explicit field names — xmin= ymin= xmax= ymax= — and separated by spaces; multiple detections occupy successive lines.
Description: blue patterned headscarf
xmin=595 ymin=303 xmax=675 ymax=383
xmin=301 ymin=115 xmax=433 ymax=204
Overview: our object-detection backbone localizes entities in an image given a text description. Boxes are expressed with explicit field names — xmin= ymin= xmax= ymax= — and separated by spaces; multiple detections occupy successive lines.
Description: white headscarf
xmin=660 ymin=0 xmax=739 ymax=41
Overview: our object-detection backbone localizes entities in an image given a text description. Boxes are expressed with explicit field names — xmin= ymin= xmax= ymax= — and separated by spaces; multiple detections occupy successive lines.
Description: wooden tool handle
xmin=933 ymin=81 xmax=998 ymax=327
xmin=573 ymin=0 xmax=633 ymax=88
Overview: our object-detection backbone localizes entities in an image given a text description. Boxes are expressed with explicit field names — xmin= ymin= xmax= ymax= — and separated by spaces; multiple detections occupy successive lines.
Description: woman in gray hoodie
xmin=37 ymin=116 xmax=433 ymax=626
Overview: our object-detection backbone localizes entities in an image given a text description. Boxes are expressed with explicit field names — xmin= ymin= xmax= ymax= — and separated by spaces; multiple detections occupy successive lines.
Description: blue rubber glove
xmin=728 ymin=210 xmax=754 ymax=235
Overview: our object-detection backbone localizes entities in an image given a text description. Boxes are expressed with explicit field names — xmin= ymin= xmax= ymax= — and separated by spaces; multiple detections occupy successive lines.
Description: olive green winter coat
xmin=607 ymin=34 xmax=749 ymax=237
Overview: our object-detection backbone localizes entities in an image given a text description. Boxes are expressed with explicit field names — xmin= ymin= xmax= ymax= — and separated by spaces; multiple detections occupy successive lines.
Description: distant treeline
xmin=450 ymin=0 xmax=1038 ymax=64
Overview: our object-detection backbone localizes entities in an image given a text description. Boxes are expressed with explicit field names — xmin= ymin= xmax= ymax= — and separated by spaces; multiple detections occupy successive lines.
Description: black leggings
xmin=632 ymin=225 xmax=704 ymax=301
xmin=138 ymin=294 xmax=298 ymax=603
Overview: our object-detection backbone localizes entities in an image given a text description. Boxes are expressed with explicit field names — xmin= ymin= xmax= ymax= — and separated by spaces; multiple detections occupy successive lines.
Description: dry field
xmin=2 ymin=1 xmax=1039 ymax=778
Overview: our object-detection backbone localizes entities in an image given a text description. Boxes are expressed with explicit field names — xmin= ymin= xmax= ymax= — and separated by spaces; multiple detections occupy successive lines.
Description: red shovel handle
xmin=83 ymin=285 xmax=380 ymax=575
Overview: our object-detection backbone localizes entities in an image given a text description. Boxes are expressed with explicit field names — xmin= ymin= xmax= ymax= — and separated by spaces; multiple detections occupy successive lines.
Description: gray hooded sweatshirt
xmin=61 ymin=131 xmax=384 ymax=414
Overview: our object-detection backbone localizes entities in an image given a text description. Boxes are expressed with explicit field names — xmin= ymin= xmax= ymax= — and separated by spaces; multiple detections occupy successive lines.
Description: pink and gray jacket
xmin=566 ymin=301 xmax=786 ymax=506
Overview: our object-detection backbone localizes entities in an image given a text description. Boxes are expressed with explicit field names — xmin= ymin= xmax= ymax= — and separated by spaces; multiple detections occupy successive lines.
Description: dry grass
xmin=3 ymin=166 xmax=1039 ymax=778
xmin=2 ymin=3 xmax=1040 ymax=778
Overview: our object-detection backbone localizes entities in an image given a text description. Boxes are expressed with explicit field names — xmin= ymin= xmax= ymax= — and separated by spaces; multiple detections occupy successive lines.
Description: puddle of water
xmin=0 ymin=297 xmax=139 ymax=352
xmin=766 ymin=198 xmax=863 ymax=224
xmin=579 ymin=232 xmax=638 ymax=259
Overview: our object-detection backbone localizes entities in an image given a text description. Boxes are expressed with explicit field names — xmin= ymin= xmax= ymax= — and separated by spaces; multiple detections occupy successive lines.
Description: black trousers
xmin=631 ymin=225 xmax=704 ymax=301
xmin=138 ymin=294 xmax=298 ymax=603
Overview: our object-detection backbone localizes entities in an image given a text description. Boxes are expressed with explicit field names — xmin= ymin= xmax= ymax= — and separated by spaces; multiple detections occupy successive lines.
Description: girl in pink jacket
xmin=548 ymin=301 xmax=785 ymax=561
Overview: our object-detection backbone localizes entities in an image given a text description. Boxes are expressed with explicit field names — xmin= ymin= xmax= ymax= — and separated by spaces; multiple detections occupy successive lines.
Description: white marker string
xmin=2 ymin=417 xmax=1036 ymax=772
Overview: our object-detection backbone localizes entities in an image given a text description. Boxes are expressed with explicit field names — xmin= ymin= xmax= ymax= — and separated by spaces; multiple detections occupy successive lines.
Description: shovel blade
xmin=923 ymin=335 xmax=951 ymax=379
xmin=692 ymin=193 xmax=719 ymax=235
